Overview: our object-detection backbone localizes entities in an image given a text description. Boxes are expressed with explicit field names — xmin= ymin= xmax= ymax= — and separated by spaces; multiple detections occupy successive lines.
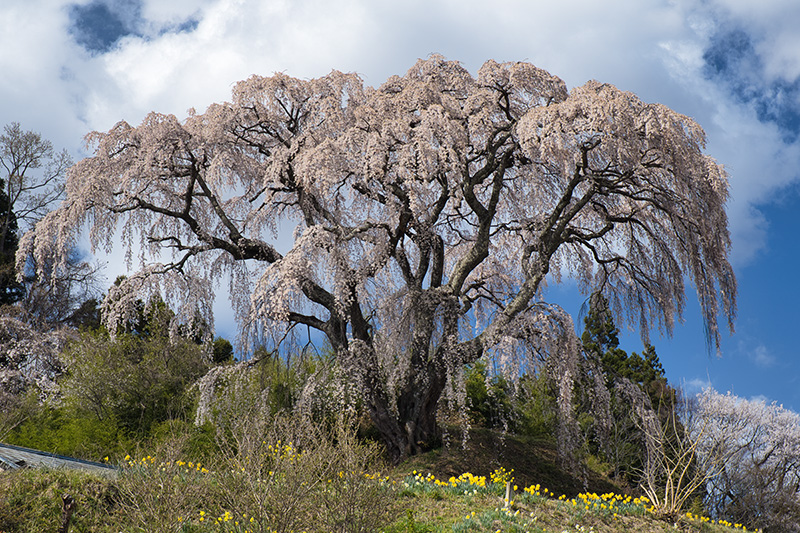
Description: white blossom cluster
xmin=695 ymin=389 xmax=800 ymax=531
xmin=0 ymin=314 xmax=68 ymax=401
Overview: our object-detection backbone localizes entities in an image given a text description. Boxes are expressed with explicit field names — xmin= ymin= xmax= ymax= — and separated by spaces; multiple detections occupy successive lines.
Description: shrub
xmin=464 ymin=360 xmax=516 ymax=431
xmin=60 ymin=326 xmax=208 ymax=438
xmin=4 ymin=406 xmax=130 ymax=459
xmin=0 ymin=387 xmax=39 ymax=442
xmin=113 ymin=414 xmax=396 ymax=532
xmin=514 ymin=372 xmax=558 ymax=439
xmin=195 ymin=347 xmax=363 ymax=436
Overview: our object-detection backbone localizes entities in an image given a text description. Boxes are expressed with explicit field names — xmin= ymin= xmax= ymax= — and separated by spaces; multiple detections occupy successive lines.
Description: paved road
xmin=0 ymin=442 xmax=117 ymax=476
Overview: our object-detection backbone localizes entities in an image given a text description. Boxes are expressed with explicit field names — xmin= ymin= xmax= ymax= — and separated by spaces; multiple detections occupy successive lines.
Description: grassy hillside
xmin=0 ymin=427 xmax=755 ymax=533
xmin=397 ymin=427 xmax=620 ymax=498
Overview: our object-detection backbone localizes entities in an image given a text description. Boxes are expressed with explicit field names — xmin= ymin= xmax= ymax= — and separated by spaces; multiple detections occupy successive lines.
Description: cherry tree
xmin=19 ymin=56 xmax=736 ymax=461
xmin=0 ymin=123 xmax=73 ymax=305
xmin=696 ymin=389 xmax=800 ymax=531
xmin=0 ymin=122 xmax=70 ymax=251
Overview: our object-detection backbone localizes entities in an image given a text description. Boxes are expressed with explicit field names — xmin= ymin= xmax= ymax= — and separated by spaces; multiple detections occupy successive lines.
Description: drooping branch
xmin=20 ymin=57 xmax=736 ymax=462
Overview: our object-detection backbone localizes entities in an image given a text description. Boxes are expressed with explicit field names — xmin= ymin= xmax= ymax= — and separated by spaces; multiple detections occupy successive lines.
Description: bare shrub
xmin=622 ymin=381 xmax=734 ymax=519
xmin=114 ymin=413 xmax=394 ymax=532
xmin=210 ymin=412 xmax=393 ymax=533
xmin=114 ymin=435 xmax=211 ymax=531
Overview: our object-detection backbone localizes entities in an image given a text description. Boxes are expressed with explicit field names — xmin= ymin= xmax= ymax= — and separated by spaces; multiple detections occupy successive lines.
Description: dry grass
xmin=0 ymin=425 xmax=754 ymax=533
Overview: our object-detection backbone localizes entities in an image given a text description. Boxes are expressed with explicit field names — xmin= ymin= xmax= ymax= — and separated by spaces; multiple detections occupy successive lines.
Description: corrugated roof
xmin=0 ymin=442 xmax=117 ymax=476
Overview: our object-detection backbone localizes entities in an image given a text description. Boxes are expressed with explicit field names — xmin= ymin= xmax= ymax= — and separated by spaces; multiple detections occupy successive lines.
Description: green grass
xmin=0 ymin=468 xmax=119 ymax=532
xmin=382 ymin=471 xmax=748 ymax=533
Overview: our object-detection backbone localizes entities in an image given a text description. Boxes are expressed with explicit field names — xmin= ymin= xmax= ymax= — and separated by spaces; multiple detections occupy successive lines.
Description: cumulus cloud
xmin=2 ymin=0 xmax=800 ymax=304
xmin=0 ymin=2 xmax=87 ymax=149
xmin=698 ymin=0 xmax=800 ymax=82
xmin=655 ymin=2 xmax=800 ymax=264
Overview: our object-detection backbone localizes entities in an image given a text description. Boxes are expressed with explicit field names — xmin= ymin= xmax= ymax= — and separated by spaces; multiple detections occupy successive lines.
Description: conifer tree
xmin=0 ymin=176 xmax=22 ymax=304
xmin=580 ymin=294 xmax=676 ymax=482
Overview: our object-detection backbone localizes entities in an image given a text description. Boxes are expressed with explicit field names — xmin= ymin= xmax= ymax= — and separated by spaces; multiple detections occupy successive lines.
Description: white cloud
xmin=0 ymin=2 xmax=89 ymax=149
xmin=139 ymin=0 xmax=211 ymax=27
xmin=3 ymin=0 xmax=800 ymax=335
xmin=735 ymin=338 xmax=778 ymax=368
xmin=695 ymin=0 xmax=800 ymax=81
xmin=683 ymin=377 xmax=713 ymax=396
xmin=749 ymin=344 xmax=777 ymax=368
xmin=657 ymin=2 xmax=800 ymax=264
xmin=705 ymin=106 xmax=800 ymax=264
xmin=748 ymin=393 xmax=769 ymax=404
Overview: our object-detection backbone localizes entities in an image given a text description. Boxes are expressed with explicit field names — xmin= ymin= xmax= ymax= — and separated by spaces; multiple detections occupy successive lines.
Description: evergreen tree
xmin=0 ymin=176 xmax=22 ymax=304
xmin=580 ymin=294 xmax=676 ymax=482
xmin=582 ymin=294 xmax=671 ymax=407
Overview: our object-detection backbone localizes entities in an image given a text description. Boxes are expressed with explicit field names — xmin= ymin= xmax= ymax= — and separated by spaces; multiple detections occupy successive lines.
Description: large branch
xmin=448 ymin=139 xmax=513 ymax=295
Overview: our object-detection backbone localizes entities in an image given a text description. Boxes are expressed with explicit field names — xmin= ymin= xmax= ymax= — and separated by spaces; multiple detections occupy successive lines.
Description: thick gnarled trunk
xmin=366 ymin=358 xmax=447 ymax=463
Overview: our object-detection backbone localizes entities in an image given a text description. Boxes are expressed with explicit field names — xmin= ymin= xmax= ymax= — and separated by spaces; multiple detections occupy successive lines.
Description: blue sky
xmin=1 ymin=0 xmax=799 ymax=409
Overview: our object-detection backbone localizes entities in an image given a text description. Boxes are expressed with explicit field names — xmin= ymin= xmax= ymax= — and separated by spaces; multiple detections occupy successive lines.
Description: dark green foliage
xmin=212 ymin=336 xmax=234 ymax=364
xmin=581 ymin=295 xmax=669 ymax=396
xmin=463 ymin=361 xmax=558 ymax=439
xmin=458 ymin=294 xmax=680 ymax=490
xmin=122 ymin=294 xmax=172 ymax=338
xmin=61 ymin=327 xmax=208 ymax=437
xmin=579 ymin=294 xmax=677 ymax=483
xmin=0 ymin=176 xmax=22 ymax=304
xmin=462 ymin=294 xmax=675 ymax=458
xmin=464 ymin=360 xmax=515 ymax=430
xmin=514 ymin=372 xmax=558 ymax=438
xmin=581 ymin=294 xmax=623 ymax=359
xmin=67 ymin=296 xmax=102 ymax=330
xmin=249 ymin=346 xmax=306 ymax=414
